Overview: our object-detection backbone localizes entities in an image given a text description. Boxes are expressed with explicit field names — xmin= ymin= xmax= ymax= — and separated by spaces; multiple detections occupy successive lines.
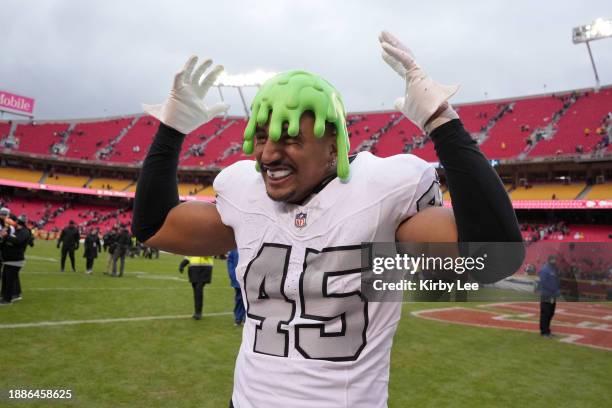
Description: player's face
xmin=254 ymin=113 xmax=337 ymax=203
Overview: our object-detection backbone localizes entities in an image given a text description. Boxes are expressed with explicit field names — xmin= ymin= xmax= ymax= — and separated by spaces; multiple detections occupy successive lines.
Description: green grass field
xmin=1 ymin=240 xmax=610 ymax=407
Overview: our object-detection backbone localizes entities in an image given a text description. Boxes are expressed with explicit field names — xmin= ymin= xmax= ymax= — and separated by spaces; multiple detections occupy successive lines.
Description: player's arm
xmin=131 ymin=56 xmax=233 ymax=256
xmin=382 ymin=31 xmax=524 ymax=281
xmin=382 ymin=30 xmax=521 ymax=243
xmin=396 ymin=207 xmax=457 ymax=242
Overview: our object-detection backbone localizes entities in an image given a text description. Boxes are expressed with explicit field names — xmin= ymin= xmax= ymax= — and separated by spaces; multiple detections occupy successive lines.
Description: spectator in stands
xmin=111 ymin=225 xmax=131 ymax=277
xmin=57 ymin=220 xmax=80 ymax=273
xmin=103 ymin=227 xmax=118 ymax=274
xmin=83 ymin=228 xmax=101 ymax=274
xmin=537 ymin=255 xmax=560 ymax=338
xmin=0 ymin=215 xmax=34 ymax=305
xmin=178 ymin=255 xmax=214 ymax=320
xmin=227 ymin=249 xmax=244 ymax=326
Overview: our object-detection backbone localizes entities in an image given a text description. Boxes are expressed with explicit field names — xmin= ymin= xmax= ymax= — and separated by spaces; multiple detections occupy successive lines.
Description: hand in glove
xmin=143 ymin=56 xmax=230 ymax=134
xmin=379 ymin=31 xmax=459 ymax=133
xmin=178 ymin=259 xmax=189 ymax=274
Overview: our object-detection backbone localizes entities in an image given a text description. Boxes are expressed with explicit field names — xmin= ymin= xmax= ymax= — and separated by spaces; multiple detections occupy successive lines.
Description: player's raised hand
xmin=379 ymin=31 xmax=459 ymax=133
xmin=143 ymin=56 xmax=230 ymax=134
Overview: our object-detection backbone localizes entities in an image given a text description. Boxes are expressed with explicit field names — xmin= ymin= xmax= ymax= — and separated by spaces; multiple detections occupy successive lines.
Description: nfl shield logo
xmin=295 ymin=212 xmax=307 ymax=229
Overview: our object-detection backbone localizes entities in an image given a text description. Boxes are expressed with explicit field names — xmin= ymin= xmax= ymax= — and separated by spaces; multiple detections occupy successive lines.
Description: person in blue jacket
xmin=538 ymin=255 xmax=561 ymax=337
xmin=227 ymin=249 xmax=245 ymax=326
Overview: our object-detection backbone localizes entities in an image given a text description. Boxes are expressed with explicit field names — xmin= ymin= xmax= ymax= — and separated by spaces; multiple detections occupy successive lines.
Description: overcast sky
xmin=1 ymin=0 xmax=611 ymax=120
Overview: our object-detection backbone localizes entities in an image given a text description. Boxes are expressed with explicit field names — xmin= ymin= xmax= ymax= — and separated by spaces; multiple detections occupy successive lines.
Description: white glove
xmin=379 ymin=31 xmax=459 ymax=133
xmin=143 ymin=56 xmax=230 ymax=134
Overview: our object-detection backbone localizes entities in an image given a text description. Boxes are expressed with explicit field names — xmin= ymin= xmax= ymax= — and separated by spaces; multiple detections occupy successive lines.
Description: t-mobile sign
xmin=0 ymin=90 xmax=35 ymax=115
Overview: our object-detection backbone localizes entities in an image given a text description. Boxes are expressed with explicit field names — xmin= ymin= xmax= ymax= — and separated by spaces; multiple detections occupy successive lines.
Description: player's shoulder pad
xmin=356 ymin=151 xmax=434 ymax=192
xmin=213 ymin=160 xmax=263 ymax=205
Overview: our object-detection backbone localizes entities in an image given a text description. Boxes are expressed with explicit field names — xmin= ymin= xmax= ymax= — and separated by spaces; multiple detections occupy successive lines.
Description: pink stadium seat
xmin=179 ymin=117 xmax=227 ymax=158
xmin=347 ymin=112 xmax=396 ymax=154
xmin=373 ymin=117 xmax=422 ymax=158
xmin=14 ymin=122 xmax=70 ymax=155
xmin=529 ymin=90 xmax=612 ymax=157
xmin=480 ymin=95 xmax=564 ymax=159
xmin=182 ymin=119 xmax=247 ymax=167
xmin=66 ymin=118 xmax=133 ymax=160
xmin=106 ymin=116 xmax=159 ymax=163
xmin=0 ymin=121 xmax=11 ymax=137
xmin=456 ymin=102 xmax=502 ymax=133
xmin=4 ymin=87 xmax=610 ymax=164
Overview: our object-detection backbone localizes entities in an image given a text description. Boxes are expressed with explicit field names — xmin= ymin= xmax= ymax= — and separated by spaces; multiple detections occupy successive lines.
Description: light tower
xmin=215 ymin=70 xmax=277 ymax=118
xmin=572 ymin=17 xmax=612 ymax=91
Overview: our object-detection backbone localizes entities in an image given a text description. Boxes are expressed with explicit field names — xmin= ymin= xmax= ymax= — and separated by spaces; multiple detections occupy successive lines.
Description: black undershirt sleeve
xmin=430 ymin=119 xmax=521 ymax=242
xmin=131 ymin=123 xmax=185 ymax=243
xmin=430 ymin=119 xmax=524 ymax=282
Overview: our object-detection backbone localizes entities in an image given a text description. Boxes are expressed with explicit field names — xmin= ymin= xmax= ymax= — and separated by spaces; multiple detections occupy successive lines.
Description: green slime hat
xmin=243 ymin=70 xmax=350 ymax=181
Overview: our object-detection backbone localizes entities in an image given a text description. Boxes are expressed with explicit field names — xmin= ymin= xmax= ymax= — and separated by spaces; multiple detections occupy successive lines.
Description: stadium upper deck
xmin=1 ymin=86 xmax=610 ymax=168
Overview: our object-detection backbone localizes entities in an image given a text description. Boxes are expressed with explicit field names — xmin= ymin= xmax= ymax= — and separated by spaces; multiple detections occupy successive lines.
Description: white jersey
xmin=214 ymin=151 xmax=441 ymax=408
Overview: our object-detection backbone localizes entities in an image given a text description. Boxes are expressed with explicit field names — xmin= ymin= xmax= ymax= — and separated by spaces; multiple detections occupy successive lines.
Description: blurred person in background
xmin=83 ymin=228 xmax=102 ymax=274
xmin=57 ymin=220 xmax=80 ymax=272
xmin=178 ymin=255 xmax=214 ymax=320
xmin=103 ymin=226 xmax=118 ymax=275
xmin=112 ymin=225 xmax=132 ymax=277
xmin=227 ymin=249 xmax=244 ymax=326
xmin=0 ymin=215 xmax=34 ymax=305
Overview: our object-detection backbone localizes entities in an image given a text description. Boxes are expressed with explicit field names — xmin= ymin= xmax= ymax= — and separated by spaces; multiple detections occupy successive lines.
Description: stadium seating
xmin=3 ymin=86 xmax=610 ymax=165
xmin=44 ymin=173 xmax=90 ymax=188
xmin=124 ymin=183 xmax=138 ymax=193
xmin=529 ymin=89 xmax=612 ymax=157
xmin=347 ymin=112 xmax=396 ymax=154
xmin=182 ymin=119 xmax=246 ymax=167
xmin=66 ymin=118 xmax=132 ymax=160
xmin=0 ymin=195 xmax=132 ymax=232
xmin=509 ymin=183 xmax=585 ymax=200
xmin=567 ymin=225 xmax=611 ymax=242
xmin=0 ymin=196 xmax=59 ymax=224
xmin=479 ymin=96 xmax=564 ymax=159
xmin=522 ymin=225 xmax=611 ymax=244
xmin=177 ymin=183 xmax=204 ymax=196
xmin=199 ymin=186 xmax=215 ymax=197
xmin=87 ymin=178 xmax=133 ymax=191
xmin=373 ymin=117 xmax=422 ymax=158
xmin=13 ymin=122 xmax=70 ymax=155
xmin=456 ymin=102 xmax=502 ymax=133
xmin=0 ymin=121 xmax=11 ymax=137
xmin=47 ymin=204 xmax=132 ymax=232
xmin=443 ymin=184 xmax=512 ymax=202
xmin=105 ymin=116 xmax=159 ymax=163
xmin=0 ymin=167 xmax=43 ymax=183
xmin=585 ymin=183 xmax=612 ymax=200
xmin=179 ymin=117 xmax=226 ymax=158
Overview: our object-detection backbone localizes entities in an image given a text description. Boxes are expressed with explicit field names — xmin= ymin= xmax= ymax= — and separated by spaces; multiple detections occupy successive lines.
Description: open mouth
xmin=263 ymin=166 xmax=295 ymax=185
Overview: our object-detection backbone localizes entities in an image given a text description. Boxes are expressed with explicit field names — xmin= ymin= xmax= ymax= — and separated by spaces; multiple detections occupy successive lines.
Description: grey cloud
xmin=1 ymin=0 xmax=610 ymax=120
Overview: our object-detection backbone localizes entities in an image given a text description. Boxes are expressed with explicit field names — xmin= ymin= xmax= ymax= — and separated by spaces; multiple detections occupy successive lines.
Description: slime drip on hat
xmin=243 ymin=70 xmax=351 ymax=181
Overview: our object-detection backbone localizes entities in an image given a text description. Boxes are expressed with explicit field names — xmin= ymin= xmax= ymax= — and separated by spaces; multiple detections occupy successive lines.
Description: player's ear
xmin=326 ymin=123 xmax=338 ymax=156
xmin=327 ymin=140 xmax=338 ymax=170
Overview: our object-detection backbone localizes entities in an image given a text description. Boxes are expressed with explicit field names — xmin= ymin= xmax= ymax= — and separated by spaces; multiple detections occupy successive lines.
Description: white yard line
xmin=25 ymin=286 xmax=232 ymax=291
xmin=27 ymin=287 xmax=185 ymax=290
xmin=0 ymin=312 xmax=233 ymax=329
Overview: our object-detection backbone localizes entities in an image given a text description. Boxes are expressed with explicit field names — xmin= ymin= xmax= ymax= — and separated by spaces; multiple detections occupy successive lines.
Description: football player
xmin=132 ymin=31 xmax=522 ymax=407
